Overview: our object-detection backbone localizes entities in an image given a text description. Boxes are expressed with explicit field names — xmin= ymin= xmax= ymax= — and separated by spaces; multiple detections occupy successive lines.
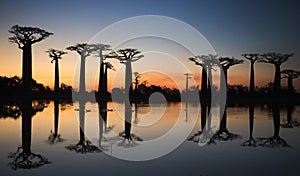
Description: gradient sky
xmin=0 ymin=0 xmax=299 ymax=91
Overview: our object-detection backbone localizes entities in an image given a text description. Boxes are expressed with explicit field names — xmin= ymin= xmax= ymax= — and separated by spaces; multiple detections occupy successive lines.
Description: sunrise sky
xmin=0 ymin=0 xmax=299 ymax=91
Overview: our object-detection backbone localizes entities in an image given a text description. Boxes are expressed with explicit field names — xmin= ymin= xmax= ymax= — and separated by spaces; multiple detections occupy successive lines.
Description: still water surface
xmin=0 ymin=101 xmax=300 ymax=175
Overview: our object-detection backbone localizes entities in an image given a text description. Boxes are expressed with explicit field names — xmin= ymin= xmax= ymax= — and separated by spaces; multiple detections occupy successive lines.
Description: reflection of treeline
xmin=0 ymin=76 xmax=72 ymax=100
xmin=0 ymin=100 xmax=49 ymax=119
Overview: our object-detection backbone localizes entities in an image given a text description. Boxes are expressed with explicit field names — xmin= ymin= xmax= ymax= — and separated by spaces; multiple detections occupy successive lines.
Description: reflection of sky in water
xmin=0 ymin=102 xmax=300 ymax=175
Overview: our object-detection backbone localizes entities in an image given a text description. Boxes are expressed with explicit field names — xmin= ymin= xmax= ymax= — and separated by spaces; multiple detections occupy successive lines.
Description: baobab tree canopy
xmin=66 ymin=43 xmax=96 ymax=57
xmin=8 ymin=25 xmax=53 ymax=49
xmin=219 ymin=57 xmax=244 ymax=69
xmin=189 ymin=54 xmax=218 ymax=66
xmin=259 ymin=52 xmax=293 ymax=65
xmin=281 ymin=69 xmax=300 ymax=79
xmin=106 ymin=48 xmax=144 ymax=63
xmin=242 ymin=54 xmax=259 ymax=63
xmin=46 ymin=48 xmax=67 ymax=63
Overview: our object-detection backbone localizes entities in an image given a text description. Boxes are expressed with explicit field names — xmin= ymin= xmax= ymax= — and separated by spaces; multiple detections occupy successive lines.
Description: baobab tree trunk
xmin=124 ymin=102 xmax=132 ymax=140
xmin=21 ymin=98 xmax=32 ymax=153
xmin=79 ymin=102 xmax=85 ymax=144
xmin=272 ymin=103 xmax=280 ymax=138
xmin=125 ymin=61 xmax=133 ymax=102
xmin=104 ymin=65 xmax=108 ymax=94
xmin=249 ymin=61 xmax=255 ymax=94
xmin=22 ymin=44 xmax=32 ymax=95
xmin=54 ymin=100 xmax=59 ymax=137
xmin=98 ymin=63 xmax=105 ymax=95
xmin=200 ymin=102 xmax=207 ymax=131
xmin=220 ymin=67 xmax=228 ymax=131
xmin=79 ymin=55 xmax=86 ymax=93
xmin=249 ymin=104 xmax=254 ymax=139
xmin=54 ymin=59 xmax=59 ymax=93
xmin=274 ymin=64 xmax=281 ymax=94
xmin=287 ymin=77 xmax=293 ymax=93
xmin=201 ymin=67 xmax=207 ymax=95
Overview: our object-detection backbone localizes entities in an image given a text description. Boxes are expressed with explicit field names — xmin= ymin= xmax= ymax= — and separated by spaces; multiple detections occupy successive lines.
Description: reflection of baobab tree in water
xmin=48 ymin=100 xmax=64 ymax=144
xmin=208 ymin=57 xmax=243 ymax=144
xmin=98 ymin=100 xmax=114 ymax=151
xmin=8 ymin=99 xmax=50 ymax=170
xmin=281 ymin=104 xmax=300 ymax=128
xmin=65 ymin=101 xmax=100 ymax=154
xmin=241 ymin=104 xmax=257 ymax=147
xmin=188 ymin=102 xmax=208 ymax=142
xmin=257 ymin=103 xmax=290 ymax=148
xmin=118 ymin=102 xmax=143 ymax=147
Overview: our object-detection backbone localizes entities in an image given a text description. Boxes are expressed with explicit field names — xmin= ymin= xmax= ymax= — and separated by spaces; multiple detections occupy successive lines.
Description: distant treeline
xmin=1 ymin=75 xmax=299 ymax=103
xmin=0 ymin=76 xmax=72 ymax=100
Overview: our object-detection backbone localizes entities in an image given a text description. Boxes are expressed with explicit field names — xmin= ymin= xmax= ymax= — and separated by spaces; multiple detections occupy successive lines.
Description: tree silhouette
xmin=241 ymin=104 xmax=257 ymax=147
xmin=8 ymin=25 xmax=53 ymax=95
xmin=257 ymin=103 xmax=290 ymax=148
xmin=259 ymin=53 xmax=293 ymax=94
xmin=242 ymin=54 xmax=259 ymax=94
xmin=65 ymin=101 xmax=100 ymax=153
xmin=8 ymin=99 xmax=50 ymax=170
xmin=281 ymin=104 xmax=300 ymax=128
xmin=66 ymin=43 xmax=97 ymax=93
xmin=46 ymin=48 xmax=67 ymax=93
xmin=219 ymin=57 xmax=244 ymax=88
xmin=133 ymin=72 xmax=141 ymax=93
xmin=48 ymin=100 xmax=64 ymax=144
xmin=106 ymin=48 xmax=143 ymax=102
xmin=103 ymin=62 xmax=114 ymax=97
xmin=281 ymin=69 xmax=300 ymax=94
xmin=94 ymin=44 xmax=111 ymax=97
xmin=189 ymin=55 xmax=218 ymax=96
xmin=218 ymin=57 xmax=243 ymax=139
xmin=118 ymin=102 xmax=143 ymax=147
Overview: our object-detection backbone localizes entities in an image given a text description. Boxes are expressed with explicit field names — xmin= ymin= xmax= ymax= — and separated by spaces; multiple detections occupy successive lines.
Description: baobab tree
xmin=103 ymin=62 xmax=114 ymax=95
xmin=219 ymin=57 xmax=244 ymax=88
xmin=66 ymin=43 xmax=96 ymax=93
xmin=281 ymin=69 xmax=300 ymax=94
xmin=106 ymin=48 xmax=143 ymax=143
xmin=257 ymin=103 xmax=290 ymax=148
xmin=217 ymin=57 xmax=243 ymax=138
xmin=46 ymin=48 xmax=67 ymax=93
xmin=259 ymin=53 xmax=293 ymax=94
xmin=8 ymin=100 xmax=50 ymax=170
xmin=8 ymin=25 xmax=53 ymax=94
xmin=106 ymin=48 xmax=144 ymax=102
xmin=241 ymin=104 xmax=256 ymax=147
xmin=133 ymin=72 xmax=141 ymax=92
xmin=93 ymin=44 xmax=111 ymax=97
xmin=242 ymin=54 xmax=259 ymax=94
xmin=65 ymin=100 xmax=100 ymax=154
xmin=48 ymin=100 xmax=64 ymax=144
xmin=189 ymin=55 xmax=218 ymax=96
